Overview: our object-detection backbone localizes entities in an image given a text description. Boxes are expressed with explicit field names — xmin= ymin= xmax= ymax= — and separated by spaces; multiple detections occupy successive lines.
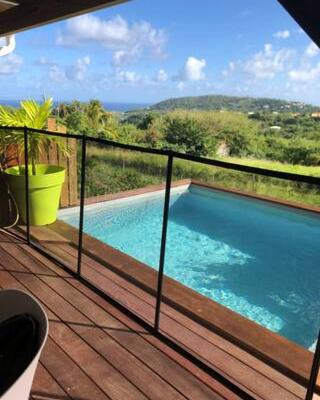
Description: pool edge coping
xmin=191 ymin=179 xmax=320 ymax=215
xmin=60 ymin=178 xmax=320 ymax=217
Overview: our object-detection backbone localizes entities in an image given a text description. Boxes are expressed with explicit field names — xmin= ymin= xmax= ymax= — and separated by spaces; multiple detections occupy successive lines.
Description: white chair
xmin=0 ymin=289 xmax=48 ymax=400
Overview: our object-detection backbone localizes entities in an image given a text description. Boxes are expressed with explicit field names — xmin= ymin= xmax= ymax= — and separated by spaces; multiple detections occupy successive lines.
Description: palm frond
xmin=0 ymin=98 xmax=71 ymax=174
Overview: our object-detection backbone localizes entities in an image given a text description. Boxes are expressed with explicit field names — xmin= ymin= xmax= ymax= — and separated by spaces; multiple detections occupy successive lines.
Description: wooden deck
xmin=2 ymin=226 xmax=319 ymax=400
xmin=0 ymin=229 xmax=243 ymax=400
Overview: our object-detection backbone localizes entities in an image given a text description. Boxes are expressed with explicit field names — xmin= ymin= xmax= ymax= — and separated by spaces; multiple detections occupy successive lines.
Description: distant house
xmin=311 ymin=112 xmax=320 ymax=119
xmin=270 ymin=125 xmax=282 ymax=130
xmin=216 ymin=141 xmax=230 ymax=156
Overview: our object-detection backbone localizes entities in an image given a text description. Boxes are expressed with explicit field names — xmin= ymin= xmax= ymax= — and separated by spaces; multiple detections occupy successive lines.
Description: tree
xmin=163 ymin=116 xmax=216 ymax=156
xmin=85 ymin=100 xmax=118 ymax=139
xmin=137 ymin=112 xmax=159 ymax=130
xmin=64 ymin=109 xmax=88 ymax=135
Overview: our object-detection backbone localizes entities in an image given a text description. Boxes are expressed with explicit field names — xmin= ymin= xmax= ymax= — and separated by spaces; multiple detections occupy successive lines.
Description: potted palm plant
xmin=0 ymin=99 xmax=69 ymax=226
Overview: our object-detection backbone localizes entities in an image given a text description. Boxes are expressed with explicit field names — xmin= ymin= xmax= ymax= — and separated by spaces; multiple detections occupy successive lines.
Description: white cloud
xmin=35 ymin=56 xmax=64 ymax=82
xmin=305 ymin=42 xmax=320 ymax=58
xmin=205 ymin=81 xmax=224 ymax=90
xmin=57 ymin=14 xmax=167 ymax=65
xmin=44 ymin=56 xmax=90 ymax=83
xmin=222 ymin=61 xmax=236 ymax=77
xmin=0 ymin=54 xmax=23 ymax=74
xmin=57 ymin=15 xmax=130 ymax=47
xmin=35 ymin=56 xmax=65 ymax=83
xmin=177 ymin=82 xmax=186 ymax=90
xmin=48 ymin=65 xmax=65 ymax=83
xmin=112 ymin=49 xmax=138 ymax=67
xmin=286 ymin=42 xmax=320 ymax=86
xmin=35 ymin=56 xmax=56 ymax=66
xmin=181 ymin=56 xmax=206 ymax=81
xmin=244 ymin=44 xmax=294 ymax=79
xmin=112 ymin=68 xmax=168 ymax=86
xmin=288 ymin=63 xmax=320 ymax=83
xmin=273 ymin=30 xmax=290 ymax=39
xmin=155 ymin=68 xmax=168 ymax=83
xmin=116 ymin=70 xmax=141 ymax=84
xmin=66 ymin=56 xmax=90 ymax=81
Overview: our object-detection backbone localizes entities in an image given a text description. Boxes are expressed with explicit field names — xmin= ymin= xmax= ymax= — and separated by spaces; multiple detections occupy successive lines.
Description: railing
xmin=1 ymin=125 xmax=320 ymax=400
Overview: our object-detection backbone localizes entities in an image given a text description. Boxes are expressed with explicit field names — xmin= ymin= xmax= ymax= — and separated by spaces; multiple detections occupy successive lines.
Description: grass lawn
xmin=220 ymin=156 xmax=320 ymax=176
xmin=83 ymin=145 xmax=320 ymax=207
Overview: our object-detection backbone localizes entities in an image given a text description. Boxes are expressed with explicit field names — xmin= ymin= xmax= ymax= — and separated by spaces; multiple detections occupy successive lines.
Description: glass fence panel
xmin=159 ymin=157 xmax=319 ymax=399
xmin=171 ymin=156 xmax=320 ymax=208
xmin=71 ymin=141 xmax=168 ymax=325
xmin=1 ymin=128 xmax=27 ymax=241
xmin=28 ymin=131 xmax=81 ymax=272
xmin=4 ymin=125 xmax=319 ymax=398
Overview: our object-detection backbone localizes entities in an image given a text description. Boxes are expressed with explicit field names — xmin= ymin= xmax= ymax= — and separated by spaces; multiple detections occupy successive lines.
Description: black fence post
xmin=305 ymin=330 xmax=320 ymax=400
xmin=23 ymin=127 xmax=30 ymax=244
xmin=77 ymin=136 xmax=87 ymax=277
xmin=154 ymin=153 xmax=173 ymax=331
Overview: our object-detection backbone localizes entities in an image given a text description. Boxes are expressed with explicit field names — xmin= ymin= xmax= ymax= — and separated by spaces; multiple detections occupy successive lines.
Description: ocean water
xmin=0 ymin=100 xmax=149 ymax=112
xmin=59 ymin=186 xmax=320 ymax=348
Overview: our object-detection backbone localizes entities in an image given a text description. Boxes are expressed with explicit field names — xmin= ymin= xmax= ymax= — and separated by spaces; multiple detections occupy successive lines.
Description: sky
xmin=0 ymin=0 xmax=320 ymax=105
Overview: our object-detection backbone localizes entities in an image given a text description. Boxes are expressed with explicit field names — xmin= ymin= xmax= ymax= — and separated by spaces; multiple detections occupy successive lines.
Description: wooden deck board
xmin=0 ymin=230 xmax=236 ymax=400
xmin=45 ymin=216 xmax=315 ymax=388
xmin=66 ymin=277 xmax=241 ymax=400
xmin=78 ymin=257 xmax=302 ymax=400
xmin=62 ymin=244 xmax=307 ymax=398
xmin=48 ymin=241 xmax=306 ymax=400
xmin=31 ymin=362 xmax=72 ymax=400
xmin=42 ymin=274 xmax=227 ymax=400
xmin=5 ymin=223 xmax=316 ymax=400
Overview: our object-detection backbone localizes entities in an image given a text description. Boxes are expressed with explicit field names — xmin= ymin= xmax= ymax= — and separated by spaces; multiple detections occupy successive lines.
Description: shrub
xmin=163 ymin=116 xmax=216 ymax=156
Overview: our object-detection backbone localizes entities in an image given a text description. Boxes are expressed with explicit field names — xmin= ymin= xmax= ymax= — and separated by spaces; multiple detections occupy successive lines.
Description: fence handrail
xmin=1 ymin=125 xmax=320 ymax=184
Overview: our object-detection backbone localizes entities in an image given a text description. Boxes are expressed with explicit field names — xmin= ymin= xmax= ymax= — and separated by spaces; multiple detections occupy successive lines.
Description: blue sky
xmin=0 ymin=0 xmax=320 ymax=105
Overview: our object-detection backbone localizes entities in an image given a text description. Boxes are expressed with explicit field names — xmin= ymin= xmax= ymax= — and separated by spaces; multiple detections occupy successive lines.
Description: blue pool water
xmin=59 ymin=186 xmax=320 ymax=348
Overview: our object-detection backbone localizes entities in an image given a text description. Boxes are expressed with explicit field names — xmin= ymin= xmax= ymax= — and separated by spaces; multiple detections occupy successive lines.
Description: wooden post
xmin=57 ymin=124 xmax=69 ymax=208
xmin=68 ymin=136 xmax=78 ymax=206
xmin=39 ymin=118 xmax=78 ymax=208
xmin=5 ymin=144 xmax=20 ymax=167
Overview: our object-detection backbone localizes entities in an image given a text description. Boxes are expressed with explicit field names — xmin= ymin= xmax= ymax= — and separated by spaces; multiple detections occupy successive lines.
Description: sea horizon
xmin=0 ymin=100 xmax=151 ymax=112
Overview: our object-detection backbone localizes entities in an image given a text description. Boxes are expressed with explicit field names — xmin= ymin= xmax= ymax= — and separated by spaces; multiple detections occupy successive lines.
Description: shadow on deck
xmin=2 ymin=219 xmax=319 ymax=400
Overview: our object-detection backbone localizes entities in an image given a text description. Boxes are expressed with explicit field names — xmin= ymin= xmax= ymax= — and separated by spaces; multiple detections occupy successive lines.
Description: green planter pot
xmin=5 ymin=164 xmax=65 ymax=226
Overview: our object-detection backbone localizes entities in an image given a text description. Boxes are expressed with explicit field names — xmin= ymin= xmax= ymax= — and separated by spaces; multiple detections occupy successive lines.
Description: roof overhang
xmin=277 ymin=0 xmax=320 ymax=47
xmin=0 ymin=1 xmax=318 ymax=50
xmin=0 ymin=1 xmax=18 ymax=13
xmin=0 ymin=0 xmax=129 ymax=36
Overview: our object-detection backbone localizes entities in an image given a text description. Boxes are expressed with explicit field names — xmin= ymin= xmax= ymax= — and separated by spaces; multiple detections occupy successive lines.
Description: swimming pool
xmin=59 ymin=184 xmax=320 ymax=349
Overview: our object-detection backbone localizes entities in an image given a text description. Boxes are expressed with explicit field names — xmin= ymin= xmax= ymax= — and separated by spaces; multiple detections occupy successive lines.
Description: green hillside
xmin=150 ymin=95 xmax=319 ymax=113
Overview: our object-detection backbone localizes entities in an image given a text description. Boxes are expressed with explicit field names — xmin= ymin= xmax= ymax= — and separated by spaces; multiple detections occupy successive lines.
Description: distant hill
xmin=150 ymin=95 xmax=319 ymax=113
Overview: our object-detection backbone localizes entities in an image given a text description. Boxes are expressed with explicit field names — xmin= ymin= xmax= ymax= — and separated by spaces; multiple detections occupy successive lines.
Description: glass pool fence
xmin=1 ymin=125 xmax=319 ymax=400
